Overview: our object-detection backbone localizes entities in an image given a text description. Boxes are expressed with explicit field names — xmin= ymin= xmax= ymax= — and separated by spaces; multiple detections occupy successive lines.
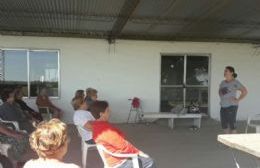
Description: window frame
xmin=159 ymin=53 xmax=211 ymax=116
xmin=0 ymin=48 xmax=61 ymax=99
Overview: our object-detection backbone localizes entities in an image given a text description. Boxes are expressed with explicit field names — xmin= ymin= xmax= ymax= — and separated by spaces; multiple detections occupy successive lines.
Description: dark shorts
xmin=85 ymin=139 xmax=95 ymax=144
xmin=220 ymin=106 xmax=238 ymax=130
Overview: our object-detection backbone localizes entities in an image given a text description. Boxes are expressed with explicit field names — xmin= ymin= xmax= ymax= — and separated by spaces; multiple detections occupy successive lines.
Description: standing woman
xmin=219 ymin=66 xmax=247 ymax=134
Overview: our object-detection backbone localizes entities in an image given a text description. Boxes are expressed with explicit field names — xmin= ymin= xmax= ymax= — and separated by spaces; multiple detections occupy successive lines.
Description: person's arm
xmin=47 ymin=97 xmax=61 ymax=110
xmin=232 ymin=81 xmax=248 ymax=103
xmin=0 ymin=124 xmax=25 ymax=139
xmin=236 ymin=86 xmax=248 ymax=102
xmin=83 ymin=121 xmax=93 ymax=131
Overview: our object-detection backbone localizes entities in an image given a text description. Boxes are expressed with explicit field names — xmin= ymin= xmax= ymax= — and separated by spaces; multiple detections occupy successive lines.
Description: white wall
xmin=0 ymin=35 xmax=259 ymax=123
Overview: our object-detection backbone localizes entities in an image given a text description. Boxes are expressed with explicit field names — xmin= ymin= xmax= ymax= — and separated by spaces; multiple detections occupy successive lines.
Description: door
xmin=160 ymin=55 xmax=210 ymax=114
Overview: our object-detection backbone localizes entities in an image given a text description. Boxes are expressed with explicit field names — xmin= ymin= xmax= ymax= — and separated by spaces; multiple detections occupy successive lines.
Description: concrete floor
xmin=63 ymin=119 xmax=259 ymax=168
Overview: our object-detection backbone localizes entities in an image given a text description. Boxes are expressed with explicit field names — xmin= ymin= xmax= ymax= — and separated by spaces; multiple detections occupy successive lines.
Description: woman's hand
xmin=231 ymin=97 xmax=240 ymax=104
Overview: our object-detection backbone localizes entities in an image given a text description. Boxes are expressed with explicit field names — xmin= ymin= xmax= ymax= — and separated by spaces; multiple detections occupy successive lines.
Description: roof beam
xmin=0 ymin=29 xmax=109 ymax=39
xmin=1 ymin=29 xmax=260 ymax=44
xmin=108 ymin=0 xmax=140 ymax=43
xmin=118 ymin=34 xmax=260 ymax=44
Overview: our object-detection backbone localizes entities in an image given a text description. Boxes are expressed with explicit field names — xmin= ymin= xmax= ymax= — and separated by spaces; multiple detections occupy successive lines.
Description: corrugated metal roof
xmin=0 ymin=0 xmax=260 ymax=43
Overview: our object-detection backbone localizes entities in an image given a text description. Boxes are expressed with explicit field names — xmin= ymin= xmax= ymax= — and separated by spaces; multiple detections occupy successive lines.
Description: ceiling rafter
xmin=108 ymin=0 xmax=140 ymax=43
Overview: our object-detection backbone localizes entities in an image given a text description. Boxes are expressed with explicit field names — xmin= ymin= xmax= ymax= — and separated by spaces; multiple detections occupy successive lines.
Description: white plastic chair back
xmin=77 ymin=125 xmax=85 ymax=138
xmin=96 ymin=144 xmax=139 ymax=168
xmin=0 ymin=118 xmax=20 ymax=131
xmin=0 ymin=143 xmax=11 ymax=157
xmin=76 ymin=125 xmax=96 ymax=168
xmin=77 ymin=126 xmax=85 ymax=149
xmin=245 ymin=114 xmax=260 ymax=133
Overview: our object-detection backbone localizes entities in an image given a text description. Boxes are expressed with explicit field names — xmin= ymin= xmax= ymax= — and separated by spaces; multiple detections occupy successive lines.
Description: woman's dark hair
xmin=225 ymin=66 xmax=237 ymax=78
xmin=1 ymin=88 xmax=15 ymax=102
xmin=89 ymin=101 xmax=109 ymax=119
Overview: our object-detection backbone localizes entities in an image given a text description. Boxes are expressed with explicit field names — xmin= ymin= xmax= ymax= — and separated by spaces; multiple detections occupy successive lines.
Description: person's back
xmin=24 ymin=119 xmax=80 ymax=168
xmin=0 ymin=89 xmax=25 ymax=121
xmin=0 ymin=102 xmax=24 ymax=121
xmin=92 ymin=121 xmax=140 ymax=167
xmin=90 ymin=101 xmax=156 ymax=168
xmin=73 ymin=109 xmax=94 ymax=141
xmin=0 ymin=102 xmax=34 ymax=133
xmin=72 ymin=97 xmax=95 ymax=144
xmin=36 ymin=87 xmax=63 ymax=119
xmin=24 ymin=158 xmax=80 ymax=168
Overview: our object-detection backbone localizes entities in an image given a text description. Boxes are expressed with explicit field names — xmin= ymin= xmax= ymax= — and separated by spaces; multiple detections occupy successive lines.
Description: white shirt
xmin=24 ymin=159 xmax=80 ymax=168
xmin=73 ymin=110 xmax=95 ymax=141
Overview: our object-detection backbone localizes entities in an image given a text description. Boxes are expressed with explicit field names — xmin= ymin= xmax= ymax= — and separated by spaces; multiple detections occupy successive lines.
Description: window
xmin=0 ymin=49 xmax=60 ymax=97
xmin=160 ymin=55 xmax=210 ymax=114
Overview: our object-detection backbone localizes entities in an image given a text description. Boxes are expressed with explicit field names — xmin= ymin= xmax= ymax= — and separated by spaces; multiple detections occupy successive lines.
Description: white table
xmin=141 ymin=112 xmax=202 ymax=129
xmin=218 ymin=134 xmax=260 ymax=158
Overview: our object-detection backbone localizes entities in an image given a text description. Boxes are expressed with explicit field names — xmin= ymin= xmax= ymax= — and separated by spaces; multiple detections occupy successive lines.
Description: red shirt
xmin=92 ymin=121 xmax=140 ymax=167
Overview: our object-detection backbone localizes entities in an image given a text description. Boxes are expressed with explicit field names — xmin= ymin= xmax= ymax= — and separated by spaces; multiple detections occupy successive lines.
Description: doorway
xmin=160 ymin=54 xmax=210 ymax=115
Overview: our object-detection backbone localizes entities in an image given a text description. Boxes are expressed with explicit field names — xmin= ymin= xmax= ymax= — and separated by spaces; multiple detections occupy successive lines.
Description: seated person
xmin=85 ymin=87 xmax=98 ymax=107
xmin=71 ymin=90 xmax=85 ymax=110
xmin=36 ymin=87 xmax=62 ymax=119
xmin=72 ymin=97 xmax=95 ymax=144
xmin=14 ymin=87 xmax=43 ymax=121
xmin=0 ymin=122 xmax=29 ymax=167
xmin=24 ymin=119 xmax=80 ymax=168
xmin=90 ymin=101 xmax=156 ymax=168
xmin=0 ymin=88 xmax=34 ymax=133
xmin=74 ymin=89 xmax=85 ymax=99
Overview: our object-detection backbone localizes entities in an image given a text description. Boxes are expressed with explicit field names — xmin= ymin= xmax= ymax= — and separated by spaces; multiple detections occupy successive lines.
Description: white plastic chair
xmin=0 ymin=118 xmax=25 ymax=158
xmin=0 ymin=145 xmax=11 ymax=168
xmin=0 ymin=118 xmax=20 ymax=131
xmin=0 ymin=143 xmax=11 ymax=157
xmin=245 ymin=114 xmax=260 ymax=133
xmin=38 ymin=106 xmax=52 ymax=120
xmin=96 ymin=144 xmax=139 ymax=168
xmin=76 ymin=126 xmax=96 ymax=168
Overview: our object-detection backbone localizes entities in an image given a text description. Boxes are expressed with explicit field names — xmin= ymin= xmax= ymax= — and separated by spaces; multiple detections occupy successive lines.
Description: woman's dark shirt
xmin=16 ymin=99 xmax=35 ymax=113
